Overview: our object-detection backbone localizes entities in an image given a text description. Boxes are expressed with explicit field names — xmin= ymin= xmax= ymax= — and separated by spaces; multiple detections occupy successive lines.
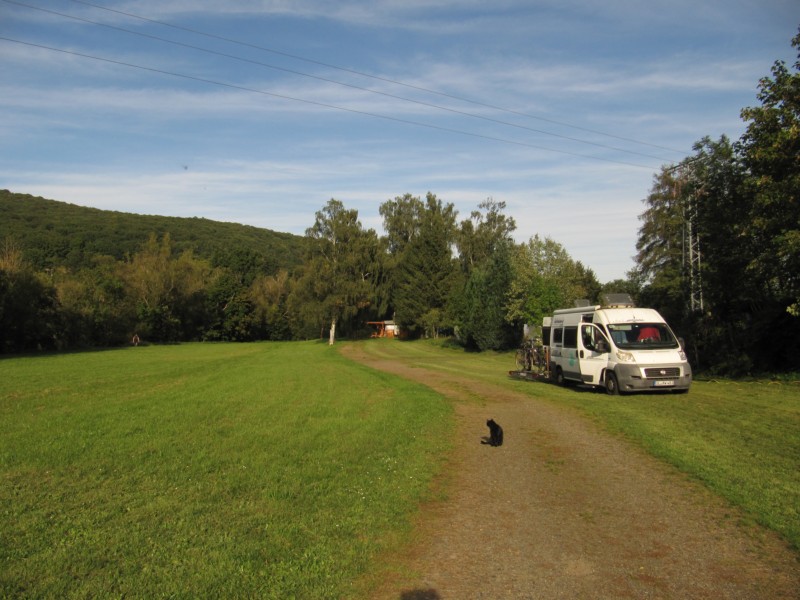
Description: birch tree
xmin=303 ymin=199 xmax=380 ymax=345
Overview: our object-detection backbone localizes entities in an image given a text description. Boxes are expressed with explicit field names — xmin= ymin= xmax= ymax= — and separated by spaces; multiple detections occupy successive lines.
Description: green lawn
xmin=0 ymin=342 xmax=452 ymax=598
xmin=3 ymin=339 xmax=797 ymax=598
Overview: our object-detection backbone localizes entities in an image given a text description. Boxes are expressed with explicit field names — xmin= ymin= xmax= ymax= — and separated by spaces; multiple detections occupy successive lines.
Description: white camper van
xmin=543 ymin=296 xmax=692 ymax=394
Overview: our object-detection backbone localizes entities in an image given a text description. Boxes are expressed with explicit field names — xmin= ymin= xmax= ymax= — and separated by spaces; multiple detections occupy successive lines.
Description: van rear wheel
xmin=605 ymin=372 xmax=620 ymax=395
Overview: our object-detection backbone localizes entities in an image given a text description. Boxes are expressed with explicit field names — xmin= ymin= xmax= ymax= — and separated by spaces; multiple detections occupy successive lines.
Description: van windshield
xmin=606 ymin=322 xmax=678 ymax=350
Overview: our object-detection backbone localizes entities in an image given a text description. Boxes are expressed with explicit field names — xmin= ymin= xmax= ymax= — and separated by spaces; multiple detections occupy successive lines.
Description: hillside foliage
xmin=0 ymin=190 xmax=305 ymax=273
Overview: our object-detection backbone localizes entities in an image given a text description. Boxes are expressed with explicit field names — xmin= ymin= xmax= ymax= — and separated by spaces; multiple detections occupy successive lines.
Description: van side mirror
xmin=596 ymin=339 xmax=609 ymax=353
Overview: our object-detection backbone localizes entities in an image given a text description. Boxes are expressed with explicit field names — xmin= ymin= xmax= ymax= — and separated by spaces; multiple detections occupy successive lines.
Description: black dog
xmin=481 ymin=418 xmax=504 ymax=447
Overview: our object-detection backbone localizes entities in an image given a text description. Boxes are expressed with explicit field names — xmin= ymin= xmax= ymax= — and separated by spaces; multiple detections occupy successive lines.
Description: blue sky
xmin=1 ymin=1 xmax=798 ymax=281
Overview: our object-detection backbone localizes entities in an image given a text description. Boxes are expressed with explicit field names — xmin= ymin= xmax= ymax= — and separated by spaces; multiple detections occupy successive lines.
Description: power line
xmin=4 ymin=0 xmax=678 ymax=163
xmin=63 ymin=0 xmax=688 ymax=156
xmin=1 ymin=35 xmax=663 ymax=170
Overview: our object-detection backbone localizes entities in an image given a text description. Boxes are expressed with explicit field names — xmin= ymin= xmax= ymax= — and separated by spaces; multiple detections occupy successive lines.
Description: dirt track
xmin=340 ymin=343 xmax=800 ymax=599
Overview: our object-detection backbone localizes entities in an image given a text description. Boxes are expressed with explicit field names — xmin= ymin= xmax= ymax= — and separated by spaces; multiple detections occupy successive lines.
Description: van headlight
xmin=616 ymin=350 xmax=635 ymax=363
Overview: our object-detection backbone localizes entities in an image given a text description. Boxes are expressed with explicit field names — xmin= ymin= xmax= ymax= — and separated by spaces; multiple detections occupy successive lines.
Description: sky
xmin=1 ymin=1 xmax=798 ymax=282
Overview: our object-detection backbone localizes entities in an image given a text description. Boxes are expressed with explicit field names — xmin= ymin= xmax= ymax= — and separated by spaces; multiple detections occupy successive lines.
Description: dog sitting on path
xmin=481 ymin=418 xmax=504 ymax=447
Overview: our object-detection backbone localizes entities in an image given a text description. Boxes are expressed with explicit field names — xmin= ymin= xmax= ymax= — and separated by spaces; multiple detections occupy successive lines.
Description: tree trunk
xmin=329 ymin=316 xmax=337 ymax=345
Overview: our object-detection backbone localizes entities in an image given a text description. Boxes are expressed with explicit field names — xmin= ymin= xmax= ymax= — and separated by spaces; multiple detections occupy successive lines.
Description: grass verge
xmin=0 ymin=342 xmax=452 ymax=598
xmin=553 ymin=377 xmax=800 ymax=551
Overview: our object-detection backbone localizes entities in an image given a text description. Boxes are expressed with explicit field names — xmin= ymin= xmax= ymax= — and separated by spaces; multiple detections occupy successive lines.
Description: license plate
xmin=654 ymin=380 xmax=675 ymax=387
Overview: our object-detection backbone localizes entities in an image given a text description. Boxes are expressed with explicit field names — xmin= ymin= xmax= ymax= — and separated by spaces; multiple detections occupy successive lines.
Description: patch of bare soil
xmin=340 ymin=344 xmax=800 ymax=599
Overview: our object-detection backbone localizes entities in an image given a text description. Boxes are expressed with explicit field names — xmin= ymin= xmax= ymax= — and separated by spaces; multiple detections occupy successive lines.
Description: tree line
xmin=2 ymin=31 xmax=798 ymax=375
xmin=0 ymin=194 xmax=601 ymax=354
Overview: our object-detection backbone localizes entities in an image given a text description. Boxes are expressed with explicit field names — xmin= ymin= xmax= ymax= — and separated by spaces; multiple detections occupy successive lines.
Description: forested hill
xmin=0 ymin=189 xmax=306 ymax=272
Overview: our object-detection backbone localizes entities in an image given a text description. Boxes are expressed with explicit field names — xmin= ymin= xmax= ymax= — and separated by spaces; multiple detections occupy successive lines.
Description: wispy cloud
xmin=3 ymin=0 xmax=795 ymax=282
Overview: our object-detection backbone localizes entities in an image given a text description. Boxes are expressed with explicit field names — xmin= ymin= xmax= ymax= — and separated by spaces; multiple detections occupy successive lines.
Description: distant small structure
xmin=367 ymin=320 xmax=401 ymax=339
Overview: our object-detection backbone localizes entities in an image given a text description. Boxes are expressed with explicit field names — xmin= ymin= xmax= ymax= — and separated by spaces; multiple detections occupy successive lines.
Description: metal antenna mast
xmin=685 ymin=190 xmax=703 ymax=313
xmin=678 ymin=167 xmax=704 ymax=314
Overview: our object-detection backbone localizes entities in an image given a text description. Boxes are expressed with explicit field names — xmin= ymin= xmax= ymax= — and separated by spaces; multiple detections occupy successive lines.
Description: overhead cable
xmin=5 ymin=0 xmax=676 ymax=162
xmin=0 ymin=36 xmax=662 ymax=170
xmin=63 ymin=0 xmax=687 ymax=156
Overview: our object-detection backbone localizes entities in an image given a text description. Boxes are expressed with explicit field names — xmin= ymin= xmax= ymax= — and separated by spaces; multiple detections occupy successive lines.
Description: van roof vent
xmin=602 ymin=293 xmax=635 ymax=308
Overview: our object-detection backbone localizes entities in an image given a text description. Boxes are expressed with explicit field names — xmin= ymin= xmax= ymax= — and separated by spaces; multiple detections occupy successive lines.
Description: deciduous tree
xmin=301 ymin=199 xmax=381 ymax=344
xmin=738 ymin=29 xmax=800 ymax=316
xmin=457 ymin=241 xmax=517 ymax=350
xmin=250 ymin=269 xmax=295 ymax=340
xmin=122 ymin=233 xmax=214 ymax=341
xmin=456 ymin=198 xmax=516 ymax=273
xmin=379 ymin=193 xmax=425 ymax=256
xmin=0 ymin=242 xmax=59 ymax=353
xmin=507 ymin=235 xmax=598 ymax=330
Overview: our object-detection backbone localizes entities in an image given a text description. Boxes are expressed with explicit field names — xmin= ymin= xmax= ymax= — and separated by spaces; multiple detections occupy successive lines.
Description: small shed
xmin=368 ymin=320 xmax=400 ymax=338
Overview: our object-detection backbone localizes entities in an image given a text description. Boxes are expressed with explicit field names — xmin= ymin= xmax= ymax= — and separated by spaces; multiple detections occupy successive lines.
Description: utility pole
xmin=673 ymin=165 xmax=704 ymax=314
xmin=677 ymin=167 xmax=704 ymax=314
xmin=685 ymin=190 xmax=703 ymax=313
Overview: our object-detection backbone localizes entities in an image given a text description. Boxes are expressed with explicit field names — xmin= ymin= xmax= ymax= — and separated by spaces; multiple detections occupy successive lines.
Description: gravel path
xmin=340 ymin=343 xmax=800 ymax=599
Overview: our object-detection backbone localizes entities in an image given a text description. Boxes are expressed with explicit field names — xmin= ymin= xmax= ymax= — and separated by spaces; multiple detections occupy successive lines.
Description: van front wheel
xmin=605 ymin=372 xmax=620 ymax=395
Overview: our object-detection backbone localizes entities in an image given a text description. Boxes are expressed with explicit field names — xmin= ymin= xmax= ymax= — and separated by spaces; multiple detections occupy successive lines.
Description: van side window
xmin=553 ymin=328 xmax=563 ymax=345
xmin=564 ymin=326 xmax=578 ymax=349
xmin=581 ymin=324 xmax=609 ymax=351
xmin=581 ymin=324 xmax=595 ymax=350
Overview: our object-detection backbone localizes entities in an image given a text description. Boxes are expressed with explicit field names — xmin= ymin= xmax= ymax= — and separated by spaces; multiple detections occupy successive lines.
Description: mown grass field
xmin=363 ymin=339 xmax=800 ymax=552
xmin=3 ymin=339 xmax=798 ymax=599
xmin=0 ymin=342 xmax=452 ymax=599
